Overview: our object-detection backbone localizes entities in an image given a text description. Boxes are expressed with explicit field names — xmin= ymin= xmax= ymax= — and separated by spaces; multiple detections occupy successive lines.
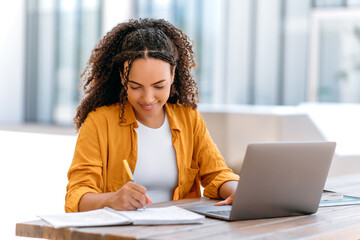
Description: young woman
xmin=65 ymin=18 xmax=239 ymax=213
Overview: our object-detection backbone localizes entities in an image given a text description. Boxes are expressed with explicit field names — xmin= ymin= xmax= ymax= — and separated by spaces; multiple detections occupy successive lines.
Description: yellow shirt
xmin=65 ymin=103 xmax=239 ymax=212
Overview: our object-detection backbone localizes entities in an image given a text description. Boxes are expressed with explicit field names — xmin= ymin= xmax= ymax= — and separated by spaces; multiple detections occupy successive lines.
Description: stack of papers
xmin=321 ymin=190 xmax=343 ymax=201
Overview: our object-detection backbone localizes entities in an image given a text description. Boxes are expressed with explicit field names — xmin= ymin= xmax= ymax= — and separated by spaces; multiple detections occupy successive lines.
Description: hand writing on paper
xmin=108 ymin=181 xmax=152 ymax=210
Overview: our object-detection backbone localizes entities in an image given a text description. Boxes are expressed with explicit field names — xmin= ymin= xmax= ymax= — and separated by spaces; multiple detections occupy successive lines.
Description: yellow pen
xmin=123 ymin=159 xmax=147 ymax=210
xmin=123 ymin=159 xmax=135 ymax=183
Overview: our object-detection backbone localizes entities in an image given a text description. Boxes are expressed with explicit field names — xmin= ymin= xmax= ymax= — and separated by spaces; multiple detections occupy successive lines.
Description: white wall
xmin=0 ymin=130 xmax=77 ymax=239
xmin=0 ymin=0 xmax=26 ymax=123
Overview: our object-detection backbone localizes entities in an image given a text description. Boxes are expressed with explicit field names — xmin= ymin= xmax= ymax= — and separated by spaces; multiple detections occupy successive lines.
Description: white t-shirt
xmin=133 ymin=112 xmax=178 ymax=203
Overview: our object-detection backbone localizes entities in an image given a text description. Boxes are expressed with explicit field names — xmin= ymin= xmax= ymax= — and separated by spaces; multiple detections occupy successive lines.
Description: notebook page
xmin=38 ymin=208 xmax=131 ymax=228
xmin=109 ymin=206 xmax=205 ymax=225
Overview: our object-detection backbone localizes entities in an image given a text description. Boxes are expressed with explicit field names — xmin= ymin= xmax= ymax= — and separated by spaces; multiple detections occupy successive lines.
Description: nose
xmin=141 ymin=89 xmax=155 ymax=104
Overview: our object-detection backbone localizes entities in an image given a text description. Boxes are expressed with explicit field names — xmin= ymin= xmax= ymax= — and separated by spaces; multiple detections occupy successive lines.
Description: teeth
xmin=142 ymin=104 xmax=155 ymax=109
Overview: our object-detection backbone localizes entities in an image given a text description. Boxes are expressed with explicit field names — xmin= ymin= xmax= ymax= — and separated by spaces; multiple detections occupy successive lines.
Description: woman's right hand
xmin=107 ymin=182 xmax=152 ymax=210
xmin=79 ymin=182 xmax=152 ymax=212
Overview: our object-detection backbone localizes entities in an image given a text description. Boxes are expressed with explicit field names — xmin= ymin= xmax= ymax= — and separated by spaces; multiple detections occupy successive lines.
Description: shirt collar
xmin=164 ymin=103 xmax=181 ymax=132
xmin=118 ymin=102 xmax=137 ymax=126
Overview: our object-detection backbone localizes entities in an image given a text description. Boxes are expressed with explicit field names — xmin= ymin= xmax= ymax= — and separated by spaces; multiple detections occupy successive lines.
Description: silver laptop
xmin=185 ymin=141 xmax=336 ymax=221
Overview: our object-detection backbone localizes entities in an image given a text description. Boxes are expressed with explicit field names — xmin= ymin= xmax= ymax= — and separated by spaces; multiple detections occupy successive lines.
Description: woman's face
xmin=123 ymin=58 xmax=174 ymax=126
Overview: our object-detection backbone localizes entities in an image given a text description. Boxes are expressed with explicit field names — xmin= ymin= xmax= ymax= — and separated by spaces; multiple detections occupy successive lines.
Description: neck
xmin=136 ymin=107 xmax=166 ymax=129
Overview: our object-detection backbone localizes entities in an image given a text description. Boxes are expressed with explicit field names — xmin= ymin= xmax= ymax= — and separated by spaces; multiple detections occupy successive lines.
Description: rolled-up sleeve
xmin=65 ymin=115 xmax=104 ymax=212
xmin=194 ymin=112 xmax=239 ymax=199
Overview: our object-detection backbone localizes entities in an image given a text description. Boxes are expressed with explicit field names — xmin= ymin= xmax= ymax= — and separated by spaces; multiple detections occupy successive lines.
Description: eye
xmin=154 ymin=85 xmax=165 ymax=89
xmin=129 ymin=86 xmax=140 ymax=90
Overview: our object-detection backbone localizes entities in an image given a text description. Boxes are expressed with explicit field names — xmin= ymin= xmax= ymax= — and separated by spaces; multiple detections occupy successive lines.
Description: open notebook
xmin=38 ymin=206 xmax=205 ymax=228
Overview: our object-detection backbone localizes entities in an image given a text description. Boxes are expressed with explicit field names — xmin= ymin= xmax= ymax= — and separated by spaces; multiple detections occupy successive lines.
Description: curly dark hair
xmin=74 ymin=18 xmax=199 ymax=131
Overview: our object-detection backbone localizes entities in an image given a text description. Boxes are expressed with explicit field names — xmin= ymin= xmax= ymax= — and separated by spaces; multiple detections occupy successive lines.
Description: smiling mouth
xmin=140 ymin=103 xmax=157 ymax=110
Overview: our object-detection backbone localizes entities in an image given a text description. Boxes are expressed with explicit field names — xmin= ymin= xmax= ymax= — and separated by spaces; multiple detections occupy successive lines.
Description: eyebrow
xmin=128 ymin=80 xmax=166 ymax=86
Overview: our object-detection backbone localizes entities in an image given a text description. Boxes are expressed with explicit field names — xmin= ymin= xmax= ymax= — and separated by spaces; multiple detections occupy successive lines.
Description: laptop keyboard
xmin=208 ymin=210 xmax=231 ymax=217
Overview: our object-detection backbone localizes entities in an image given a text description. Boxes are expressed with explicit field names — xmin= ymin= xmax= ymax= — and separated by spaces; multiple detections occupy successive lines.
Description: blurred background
xmin=3 ymin=0 xmax=360 ymax=125
xmin=2 ymin=0 xmax=360 ymax=238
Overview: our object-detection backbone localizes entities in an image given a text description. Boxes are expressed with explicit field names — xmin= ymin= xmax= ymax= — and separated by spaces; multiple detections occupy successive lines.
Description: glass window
xmin=36 ymin=0 xmax=56 ymax=122
xmin=26 ymin=0 xmax=102 ymax=125
xmin=54 ymin=0 xmax=102 ymax=125
xmin=134 ymin=0 xmax=310 ymax=106
xmin=314 ymin=0 xmax=345 ymax=7
xmin=348 ymin=0 xmax=360 ymax=6
xmin=309 ymin=9 xmax=360 ymax=103
xmin=25 ymin=0 xmax=360 ymax=126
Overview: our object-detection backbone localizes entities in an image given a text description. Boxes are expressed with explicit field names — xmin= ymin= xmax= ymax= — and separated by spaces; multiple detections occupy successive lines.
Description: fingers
xmin=214 ymin=199 xmax=230 ymax=206
xmin=127 ymin=183 xmax=152 ymax=205
xmin=127 ymin=183 xmax=153 ymax=205
xmin=126 ymin=181 xmax=147 ymax=194
xmin=145 ymin=194 xmax=152 ymax=205
xmin=123 ymin=183 xmax=147 ymax=207
xmin=110 ymin=182 xmax=152 ymax=210
xmin=128 ymin=192 xmax=146 ymax=209
xmin=214 ymin=195 xmax=234 ymax=206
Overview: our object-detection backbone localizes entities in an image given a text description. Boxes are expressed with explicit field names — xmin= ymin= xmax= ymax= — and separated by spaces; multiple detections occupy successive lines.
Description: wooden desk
xmin=16 ymin=174 xmax=360 ymax=240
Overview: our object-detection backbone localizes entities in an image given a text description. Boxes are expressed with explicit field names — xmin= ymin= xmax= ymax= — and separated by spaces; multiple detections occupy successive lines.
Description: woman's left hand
xmin=213 ymin=180 xmax=238 ymax=206
xmin=213 ymin=193 xmax=234 ymax=206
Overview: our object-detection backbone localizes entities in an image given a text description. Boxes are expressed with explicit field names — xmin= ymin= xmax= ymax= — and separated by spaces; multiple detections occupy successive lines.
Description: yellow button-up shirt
xmin=65 ymin=103 xmax=239 ymax=212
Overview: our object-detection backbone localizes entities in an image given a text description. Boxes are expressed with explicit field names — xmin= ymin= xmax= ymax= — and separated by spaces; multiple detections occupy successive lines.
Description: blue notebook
xmin=320 ymin=191 xmax=360 ymax=207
